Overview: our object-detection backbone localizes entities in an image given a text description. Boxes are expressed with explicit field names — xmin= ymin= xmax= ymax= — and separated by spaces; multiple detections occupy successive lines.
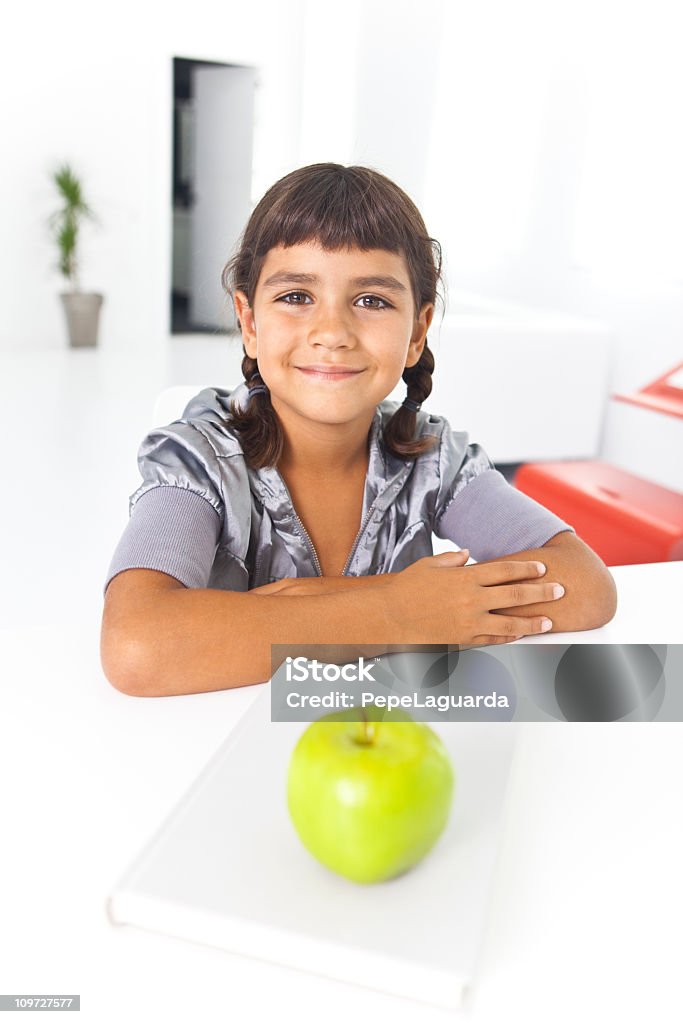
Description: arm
xmin=251 ymin=573 xmax=397 ymax=596
xmin=101 ymin=550 xmax=565 ymax=698
xmin=253 ymin=532 xmax=618 ymax=633
xmin=429 ymin=441 xmax=616 ymax=632
xmin=481 ymin=530 xmax=618 ymax=632
xmin=101 ymin=568 xmax=398 ymax=698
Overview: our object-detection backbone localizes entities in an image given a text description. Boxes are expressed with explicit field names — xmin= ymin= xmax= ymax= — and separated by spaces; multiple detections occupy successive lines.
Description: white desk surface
xmin=1 ymin=560 xmax=682 ymax=1024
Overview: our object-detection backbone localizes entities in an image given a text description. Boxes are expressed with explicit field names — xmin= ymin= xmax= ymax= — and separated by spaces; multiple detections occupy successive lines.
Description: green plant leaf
xmin=48 ymin=162 xmax=98 ymax=284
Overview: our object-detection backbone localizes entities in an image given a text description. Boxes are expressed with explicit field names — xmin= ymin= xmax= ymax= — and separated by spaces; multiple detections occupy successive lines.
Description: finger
xmin=470 ymin=559 xmax=547 ymax=585
xmin=431 ymin=549 xmax=470 ymax=565
xmin=481 ymin=581 xmax=565 ymax=610
xmin=469 ymin=635 xmax=522 ymax=647
xmin=482 ymin=613 xmax=553 ymax=636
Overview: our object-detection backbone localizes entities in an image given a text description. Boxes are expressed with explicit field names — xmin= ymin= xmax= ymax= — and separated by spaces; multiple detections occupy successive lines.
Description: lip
xmin=296 ymin=365 xmax=365 ymax=381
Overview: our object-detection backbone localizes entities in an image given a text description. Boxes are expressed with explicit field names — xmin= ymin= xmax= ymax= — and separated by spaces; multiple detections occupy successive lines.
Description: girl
xmin=101 ymin=163 xmax=616 ymax=697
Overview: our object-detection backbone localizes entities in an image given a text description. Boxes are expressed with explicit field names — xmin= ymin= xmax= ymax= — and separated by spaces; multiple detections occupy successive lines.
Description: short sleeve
xmin=433 ymin=427 xmax=575 ymax=561
xmin=103 ymin=422 xmax=224 ymax=596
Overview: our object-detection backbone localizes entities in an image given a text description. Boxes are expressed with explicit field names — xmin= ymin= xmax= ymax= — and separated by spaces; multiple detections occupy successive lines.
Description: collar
xmin=229 ymin=384 xmax=414 ymax=522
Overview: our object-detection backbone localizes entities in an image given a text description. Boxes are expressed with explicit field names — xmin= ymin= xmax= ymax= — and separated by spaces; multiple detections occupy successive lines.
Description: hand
xmin=387 ymin=548 xmax=563 ymax=647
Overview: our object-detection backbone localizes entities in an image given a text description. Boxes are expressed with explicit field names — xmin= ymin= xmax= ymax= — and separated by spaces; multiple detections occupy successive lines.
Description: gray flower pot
xmin=60 ymin=292 xmax=104 ymax=347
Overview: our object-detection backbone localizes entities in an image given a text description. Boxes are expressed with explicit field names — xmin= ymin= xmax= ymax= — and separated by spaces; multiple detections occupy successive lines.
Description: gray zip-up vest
xmin=103 ymin=383 xmax=573 ymax=595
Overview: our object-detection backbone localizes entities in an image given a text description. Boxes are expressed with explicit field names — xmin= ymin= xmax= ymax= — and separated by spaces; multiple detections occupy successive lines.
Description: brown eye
xmin=357 ymin=295 xmax=392 ymax=310
xmin=279 ymin=291 xmax=310 ymax=305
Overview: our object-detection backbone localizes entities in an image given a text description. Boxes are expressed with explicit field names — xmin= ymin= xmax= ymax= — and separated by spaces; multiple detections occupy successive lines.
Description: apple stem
xmin=358 ymin=709 xmax=376 ymax=746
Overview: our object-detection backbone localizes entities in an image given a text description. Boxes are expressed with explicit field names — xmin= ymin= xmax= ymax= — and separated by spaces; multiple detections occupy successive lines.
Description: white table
xmin=1 ymin=561 xmax=682 ymax=1024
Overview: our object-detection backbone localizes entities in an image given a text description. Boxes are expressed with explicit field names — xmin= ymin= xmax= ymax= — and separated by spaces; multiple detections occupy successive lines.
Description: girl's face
xmin=233 ymin=241 xmax=434 ymax=434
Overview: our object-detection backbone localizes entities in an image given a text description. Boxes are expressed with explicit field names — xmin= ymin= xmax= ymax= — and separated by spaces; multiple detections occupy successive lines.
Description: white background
xmin=1 ymin=0 xmax=682 ymax=393
xmin=1 ymin=2 xmax=682 ymax=1020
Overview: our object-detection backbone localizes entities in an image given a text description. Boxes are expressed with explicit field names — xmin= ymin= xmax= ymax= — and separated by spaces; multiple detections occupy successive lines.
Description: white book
xmin=106 ymin=687 xmax=517 ymax=1011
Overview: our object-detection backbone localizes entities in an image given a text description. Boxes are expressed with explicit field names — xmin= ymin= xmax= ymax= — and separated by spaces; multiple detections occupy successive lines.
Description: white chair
xmin=152 ymin=384 xmax=217 ymax=430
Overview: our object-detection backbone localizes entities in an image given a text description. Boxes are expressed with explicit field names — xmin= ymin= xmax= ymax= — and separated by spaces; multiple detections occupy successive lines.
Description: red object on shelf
xmin=613 ymin=360 xmax=683 ymax=419
xmin=514 ymin=460 xmax=683 ymax=566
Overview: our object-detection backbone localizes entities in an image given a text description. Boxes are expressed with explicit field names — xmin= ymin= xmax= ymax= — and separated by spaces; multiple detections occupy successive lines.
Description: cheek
xmin=251 ymin=340 xmax=289 ymax=378
xmin=377 ymin=334 xmax=412 ymax=370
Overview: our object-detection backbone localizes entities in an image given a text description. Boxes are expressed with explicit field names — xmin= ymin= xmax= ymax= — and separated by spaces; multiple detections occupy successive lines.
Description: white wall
xmin=3 ymin=0 xmax=681 ymax=410
xmin=0 ymin=0 xmax=305 ymax=353
xmin=421 ymin=0 xmax=683 ymax=396
xmin=293 ymin=0 xmax=683 ymax=404
xmin=297 ymin=0 xmax=445 ymax=203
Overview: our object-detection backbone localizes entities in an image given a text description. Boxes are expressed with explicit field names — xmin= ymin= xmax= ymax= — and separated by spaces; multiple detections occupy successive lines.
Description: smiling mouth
xmin=296 ymin=366 xmax=365 ymax=381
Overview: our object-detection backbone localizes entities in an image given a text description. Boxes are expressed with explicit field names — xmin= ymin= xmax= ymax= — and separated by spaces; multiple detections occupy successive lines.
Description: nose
xmin=307 ymin=305 xmax=356 ymax=350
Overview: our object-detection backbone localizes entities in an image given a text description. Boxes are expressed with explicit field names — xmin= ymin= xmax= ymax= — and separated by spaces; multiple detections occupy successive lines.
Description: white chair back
xmin=152 ymin=384 xmax=217 ymax=428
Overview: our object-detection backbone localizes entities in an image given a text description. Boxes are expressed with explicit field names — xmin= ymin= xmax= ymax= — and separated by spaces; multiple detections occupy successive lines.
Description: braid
xmin=404 ymin=342 xmax=434 ymax=406
xmin=228 ymin=343 xmax=437 ymax=466
xmin=382 ymin=342 xmax=438 ymax=458
xmin=226 ymin=350 xmax=285 ymax=468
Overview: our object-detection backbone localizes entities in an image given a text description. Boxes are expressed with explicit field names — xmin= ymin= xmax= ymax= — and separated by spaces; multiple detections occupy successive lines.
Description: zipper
xmin=293 ymin=513 xmax=323 ymax=577
xmin=341 ymin=506 xmax=375 ymax=576
xmin=340 ymin=472 xmax=409 ymax=575
xmin=293 ymin=505 xmax=376 ymax=579
xmin=287 ymin=467 xmax=407 ymax=578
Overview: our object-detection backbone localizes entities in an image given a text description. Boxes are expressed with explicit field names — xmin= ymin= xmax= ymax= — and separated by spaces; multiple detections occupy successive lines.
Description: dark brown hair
xmin=221 ymin=163 xmax=444 ymax=468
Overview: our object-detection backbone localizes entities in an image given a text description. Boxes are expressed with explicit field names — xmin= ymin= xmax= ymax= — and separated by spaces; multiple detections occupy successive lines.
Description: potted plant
xmin=48 ymin=163 xmax=104 ymax=347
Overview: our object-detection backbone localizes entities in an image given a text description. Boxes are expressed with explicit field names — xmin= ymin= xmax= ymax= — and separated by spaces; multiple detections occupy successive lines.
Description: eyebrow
xmin=262 ymin=271 xmax=408 ymax=294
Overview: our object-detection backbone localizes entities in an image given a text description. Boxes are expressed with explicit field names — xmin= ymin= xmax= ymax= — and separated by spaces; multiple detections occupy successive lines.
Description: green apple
xmin=286 ymin=705 xmax=455 ymax=884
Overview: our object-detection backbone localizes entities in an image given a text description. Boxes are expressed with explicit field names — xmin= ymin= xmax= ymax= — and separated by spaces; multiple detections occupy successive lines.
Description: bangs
xmin=257 ymin=166 xmax=411 ymax=256
xmin=223 ymin=163 xmax=442 ymax=318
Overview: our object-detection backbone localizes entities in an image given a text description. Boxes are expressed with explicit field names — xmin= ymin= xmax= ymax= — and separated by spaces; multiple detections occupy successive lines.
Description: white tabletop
xmin=1 ymin=560 xmax=682 ymax=1024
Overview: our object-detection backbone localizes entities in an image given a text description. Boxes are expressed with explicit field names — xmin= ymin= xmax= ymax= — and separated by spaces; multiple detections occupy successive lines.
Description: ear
xmin=233 ymin=290 xmax=257 ymax=358
xmin=405 ymin=303 xmax=434 ymax=368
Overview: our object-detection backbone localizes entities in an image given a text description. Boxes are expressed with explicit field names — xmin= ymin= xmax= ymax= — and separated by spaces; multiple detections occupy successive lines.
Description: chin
xmin=290 ymin=398 xmax=368 ymax=423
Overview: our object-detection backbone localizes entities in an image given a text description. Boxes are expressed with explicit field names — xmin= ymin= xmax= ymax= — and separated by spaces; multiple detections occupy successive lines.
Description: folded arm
xmin=252 ymin=530 xmax=617 ymax=634
xmin=101 ymin=533 xmax=615 ymax=699
xmin=477 ymin=529 xmax=617 ymax=631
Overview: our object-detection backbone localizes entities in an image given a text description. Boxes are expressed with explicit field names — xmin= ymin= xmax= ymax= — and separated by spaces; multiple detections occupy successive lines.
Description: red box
xmin=614 ymin=360 xmax=683 ymax=420
xmin=514 ymin=460 xmax=683 ymax=566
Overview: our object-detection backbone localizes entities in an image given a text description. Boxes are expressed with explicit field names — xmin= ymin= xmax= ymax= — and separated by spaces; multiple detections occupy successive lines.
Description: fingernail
xmin=535 ymin=562 xmax=546 ymax=575
xmin=541 ymin=618 xmax=553 ymax=631
xmin=552 ymin=585 xmax=565 ymax=598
